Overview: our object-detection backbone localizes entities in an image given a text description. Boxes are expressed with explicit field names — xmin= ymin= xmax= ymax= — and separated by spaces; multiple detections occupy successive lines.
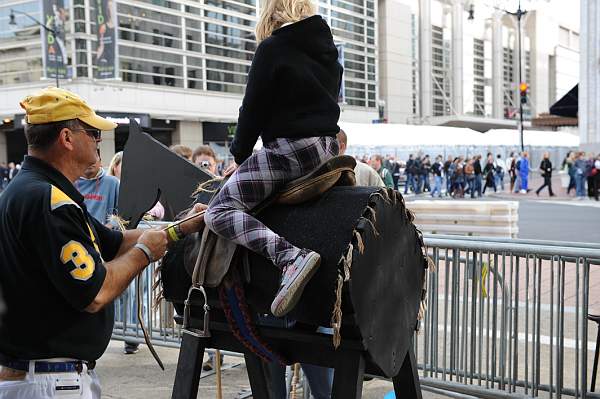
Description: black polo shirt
xmin=0 ymin=156 xmax=123 ymax=361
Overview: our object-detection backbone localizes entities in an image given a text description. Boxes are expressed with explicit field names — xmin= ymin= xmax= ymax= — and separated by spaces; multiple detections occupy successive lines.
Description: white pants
xmin=0 ymin=361 xmax=100 ymax=399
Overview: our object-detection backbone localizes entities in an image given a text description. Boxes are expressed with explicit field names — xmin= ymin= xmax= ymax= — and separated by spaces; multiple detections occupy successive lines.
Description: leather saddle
xmin=184 ymin=155 xmax=357 ymax=287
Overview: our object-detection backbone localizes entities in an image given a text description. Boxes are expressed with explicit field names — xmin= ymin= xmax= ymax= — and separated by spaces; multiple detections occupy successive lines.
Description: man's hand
xmin=180 ymin=203 xmax=208 ymax=235
xmin=138 ymin=229 xmax=168 ymax=261
xmin=224 ymin=162 xmax=238 ymax=177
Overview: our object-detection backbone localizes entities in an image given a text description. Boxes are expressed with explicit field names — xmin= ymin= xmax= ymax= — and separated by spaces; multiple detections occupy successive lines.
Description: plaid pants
xmin=205 ymin=136 xmax=339 ymax=269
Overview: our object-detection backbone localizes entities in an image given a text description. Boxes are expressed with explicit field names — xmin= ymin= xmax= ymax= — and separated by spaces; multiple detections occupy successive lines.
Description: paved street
xmin=517 ymin=200 xmax=600 ymax=243
xmin=98 ymin=341 xmax=447 ymax=399
xmin=404 ymin=174 xmax=600 ymax=243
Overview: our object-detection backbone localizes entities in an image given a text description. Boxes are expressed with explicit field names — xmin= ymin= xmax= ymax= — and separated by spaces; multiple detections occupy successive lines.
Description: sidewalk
xmin=97 ymin=341 xmax=446 ymax=399
xmin=405 ymin=174 xmax=600 ymax=206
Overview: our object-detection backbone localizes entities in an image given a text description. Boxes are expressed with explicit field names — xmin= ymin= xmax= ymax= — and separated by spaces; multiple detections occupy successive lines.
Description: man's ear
xmin=57 ymin=128 xmax=76 ymax=151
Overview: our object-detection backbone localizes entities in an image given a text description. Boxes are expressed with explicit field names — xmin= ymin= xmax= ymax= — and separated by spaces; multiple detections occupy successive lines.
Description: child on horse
xmin=204 ymin=0 xmax=343 ymax=317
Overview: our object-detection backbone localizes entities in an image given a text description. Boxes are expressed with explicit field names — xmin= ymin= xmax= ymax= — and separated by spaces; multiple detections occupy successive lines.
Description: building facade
xmin=579 ymin=0 xmax=600 ymax=152
xmin=377 ymin=0 xmax=580 ymax=131
xmin=0 ymin=0 xmax=585 ymax=163
xmin=0 ymin=0 xmax=379 ymax=164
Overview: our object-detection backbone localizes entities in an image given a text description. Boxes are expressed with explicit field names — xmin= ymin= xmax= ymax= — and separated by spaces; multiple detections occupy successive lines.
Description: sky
xmin=395 ymin=0 xmax=581 ymax=32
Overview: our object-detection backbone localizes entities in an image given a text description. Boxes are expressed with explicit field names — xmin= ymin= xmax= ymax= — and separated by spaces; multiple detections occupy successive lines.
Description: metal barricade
xmin=111 ymin=225 xmax=600 ymax=398
xmin=419 ymin=236 xmax=600 ymax=399
xmin=112 ymin=256 xmax=184 ymax=348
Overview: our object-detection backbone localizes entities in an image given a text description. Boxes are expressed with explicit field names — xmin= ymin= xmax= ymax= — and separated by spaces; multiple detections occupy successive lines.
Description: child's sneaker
xmin=270 ymin=249 xmax=321 ymax=317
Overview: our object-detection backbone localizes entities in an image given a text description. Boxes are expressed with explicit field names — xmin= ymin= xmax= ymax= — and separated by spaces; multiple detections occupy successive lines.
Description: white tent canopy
xmin=483 ymin=129 xmax=579 ymax=147
xmin=339 ymin=122 xmax=579 ymax=148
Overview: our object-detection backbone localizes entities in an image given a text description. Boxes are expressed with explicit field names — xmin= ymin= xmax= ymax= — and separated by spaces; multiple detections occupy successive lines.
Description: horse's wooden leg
xmin=331 ymin=351 xmax=365 ymax=399
xmin=392 ymin=347 xmax=422 ymax=399
xmin=171 ymin=333 xmax=206 ymax=399
xmin=244 ymin=352 xmax=272 ymax=399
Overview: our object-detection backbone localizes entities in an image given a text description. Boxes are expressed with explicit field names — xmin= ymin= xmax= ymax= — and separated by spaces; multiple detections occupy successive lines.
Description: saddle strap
xmin=191 ymin=226 xmax=214 ymax=288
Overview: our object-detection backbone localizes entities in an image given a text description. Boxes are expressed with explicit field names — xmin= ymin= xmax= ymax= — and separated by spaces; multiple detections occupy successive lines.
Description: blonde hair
xmin=170 ymin=144 xmax=193 ymax=160
xmin=108 ymin=151 xmax=123 ymax=177
xmin=255 ymin=0 xmax=316 ymax=42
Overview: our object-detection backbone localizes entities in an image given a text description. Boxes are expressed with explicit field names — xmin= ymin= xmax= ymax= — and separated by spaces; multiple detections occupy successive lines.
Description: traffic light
xmin=519 ymin=82 xmax=528 ymax=104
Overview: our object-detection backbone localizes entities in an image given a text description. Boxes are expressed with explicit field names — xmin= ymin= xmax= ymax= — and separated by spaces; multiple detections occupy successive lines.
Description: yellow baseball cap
xmin=20 ymin=87 xmax=117 ymax=131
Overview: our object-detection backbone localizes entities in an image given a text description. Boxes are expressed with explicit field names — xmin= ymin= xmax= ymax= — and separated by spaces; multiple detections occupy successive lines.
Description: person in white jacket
xmin=494 ymin=154 xmax=506 ymax=191
xmin=336 ymin=130 xmax=385 ymax=187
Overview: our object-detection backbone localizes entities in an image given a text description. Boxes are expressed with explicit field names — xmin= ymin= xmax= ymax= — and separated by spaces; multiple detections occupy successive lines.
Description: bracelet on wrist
xmin=166 ymin=224 xmax=180 ymax=242
xmin=166 ymin=223 xmax=185 ymax=242
xmin=134 ymin=243 xmax=153 ymax=265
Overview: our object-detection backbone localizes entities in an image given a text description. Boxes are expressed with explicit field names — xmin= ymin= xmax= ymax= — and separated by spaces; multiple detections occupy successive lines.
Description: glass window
xmin=0 ymin=43 xmax=43 ymax=86
xmin=204 ymin=10 xmax=254 ymax=28
xmin=331 ymin=0 xmax=364 ymax=15
xmin=207 ymin=82 xmax=244 ymax=94
xmin=120 ymin=64 xmax=183 ymax=87
xmin=343 ymin=52 xmax=364 ymax=63
xmin=344 ymin=43 xmax=364 ymax=52
xmin=332 ymin=28 xmax=362 ymax=43
xmin=332 ymin=10 xmax=364 ymax=26
xmin=344 ymin=60 xmax=364 ymax=71
xmin=346 ymin=81 xmax=365 ymax=90
xmin=206 ymin=60 xmax=250 ymax=73
xmin=132 ymin=0 xmax=180 ymax=10
xmin=206 ymin=45 xmax=253 ymax=61
xmin=119 ymin=45 xmax=183 ymax=66
xmin=118 ymin=4 xmax=180 ymax=25
xmin=206 ymin=70 xmax=247 ymax=85
xmin=344 ymin=69 xmax=365 ymax=79
xmin=206 ymin=0 xmax=256 ymax=16
xmin=117 ymin=4 xmax=182 ymax=48
xmin=77 ymin=66 xmax=88 ymax=77
xmin=347 ymin=98 xmax=366 ymax=106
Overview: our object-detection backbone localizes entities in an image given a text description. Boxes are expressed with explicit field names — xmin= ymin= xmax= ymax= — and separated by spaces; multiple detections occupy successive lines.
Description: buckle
xmin=183 ymin=285 xmax=211 ymax=338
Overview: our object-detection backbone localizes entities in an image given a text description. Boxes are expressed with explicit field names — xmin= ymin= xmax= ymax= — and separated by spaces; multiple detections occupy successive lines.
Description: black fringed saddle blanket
xmin=161 ymin=186 xmax=427 ymax=377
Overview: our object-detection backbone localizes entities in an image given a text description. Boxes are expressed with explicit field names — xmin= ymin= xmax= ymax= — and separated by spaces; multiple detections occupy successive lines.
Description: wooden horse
xmin=119 ymin=125 xmax=427 ymax=399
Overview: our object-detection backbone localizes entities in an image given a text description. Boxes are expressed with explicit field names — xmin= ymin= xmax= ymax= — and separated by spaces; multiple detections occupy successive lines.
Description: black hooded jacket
xmin=230 ymin=15 xmax=343 ymax=165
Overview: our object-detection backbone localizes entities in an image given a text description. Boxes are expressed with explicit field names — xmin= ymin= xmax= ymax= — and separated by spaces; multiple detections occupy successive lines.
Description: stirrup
xmin=183 ymin=285 xmax=211 ymax=338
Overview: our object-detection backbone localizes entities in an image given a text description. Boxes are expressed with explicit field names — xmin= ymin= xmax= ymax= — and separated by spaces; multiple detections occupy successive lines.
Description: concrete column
xmin=419 ymin=0 xmax=433 ymax=119
xmin=526 ymin=12 xmax=549 ymax=118
xmin=492 ymin=12 xmax=504 ymax=119
xmin=378 ymin=0 xmax=413 ymax=123
xmin=172 ymin=120 xmax=203 ymax=150
xmin=0 ymin=132 xmax=7 ymax=164
xmin=580 ymin=0 xmax=600 ymax=152
xmin=451 ymin=0 xmax=464 ymax=115
xmin=99 ymin=129 xmax=115 ymax=166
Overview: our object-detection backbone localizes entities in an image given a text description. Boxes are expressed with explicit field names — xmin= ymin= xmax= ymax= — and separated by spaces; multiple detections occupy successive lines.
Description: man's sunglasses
xmin=73 ymin=128 xmax=102 ymax=141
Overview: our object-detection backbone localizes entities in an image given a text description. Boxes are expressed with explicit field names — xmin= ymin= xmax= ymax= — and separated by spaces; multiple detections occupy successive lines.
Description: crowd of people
xmin=0 ymin=162 xmax=21 ymax=191
xmin=5 ymin=149 xmax=600 ymax=202
xmin=350 ymin=150 xmax=600 ymax=200
xmin=562 ymin=150 xmax=600 ymax=200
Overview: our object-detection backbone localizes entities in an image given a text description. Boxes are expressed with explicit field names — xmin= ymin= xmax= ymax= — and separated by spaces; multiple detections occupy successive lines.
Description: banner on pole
xmin=41 ymin=0 xmax=69 ymax=81
xmin=93 ymin=0 xmax=117 ymax=79
xmin=336 ymin=43 xmax=346 ymax=104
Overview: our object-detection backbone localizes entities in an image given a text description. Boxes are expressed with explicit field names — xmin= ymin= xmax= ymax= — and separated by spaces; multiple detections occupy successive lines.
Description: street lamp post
xmin=506 ymin=1 xmax=528 ymax=152
xmin=9 ymin=9 xmax=60 ymax=88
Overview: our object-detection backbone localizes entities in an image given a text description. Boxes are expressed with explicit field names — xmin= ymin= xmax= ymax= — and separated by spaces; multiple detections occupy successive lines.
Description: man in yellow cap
xmin=0 ymin=87 xmax=207 ymax=398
